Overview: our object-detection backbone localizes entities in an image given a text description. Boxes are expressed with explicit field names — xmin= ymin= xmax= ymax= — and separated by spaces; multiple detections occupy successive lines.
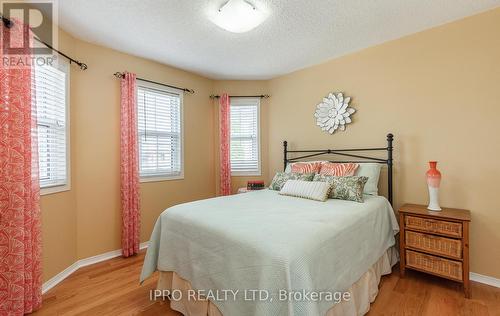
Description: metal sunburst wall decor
xmin=314 ymin=92 xmax=356 ymax=134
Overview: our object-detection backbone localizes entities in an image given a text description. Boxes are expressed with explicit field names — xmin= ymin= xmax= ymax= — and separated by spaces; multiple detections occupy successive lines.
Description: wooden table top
xmin=399 ymin=203 xmax=471 ymax=221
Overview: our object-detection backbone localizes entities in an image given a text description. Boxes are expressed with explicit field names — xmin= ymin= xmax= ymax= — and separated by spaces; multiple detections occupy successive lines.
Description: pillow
xmin=279 ymin=180 xmax=331 ymax=202
xmin=269 ymin=172 xmax=315 ymax=191
xmin=319 ymin=162 xmax=359 ymax=176
xmin=313 ymin=174 xmax=368 ymax=202
xmin=290 ymin=162 xmax=322 ymax=174
xmin=355 ymin=163 xmax=382 ymax=195
xmin=284 ymin=160 xmax=327 ymax=173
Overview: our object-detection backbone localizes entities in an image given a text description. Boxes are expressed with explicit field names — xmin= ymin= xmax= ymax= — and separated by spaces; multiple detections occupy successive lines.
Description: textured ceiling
xmin=56 ymin=0 xmax=500 ymax=79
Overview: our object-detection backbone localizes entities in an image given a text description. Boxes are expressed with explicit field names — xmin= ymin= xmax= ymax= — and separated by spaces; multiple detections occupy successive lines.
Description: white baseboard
xmin=41 ymin=261 xmax=80 ymax=294
xmin=42 ymin=241 xmax=149 ymax=294
xmin=470 ymin=272 xmax=500 ymax=288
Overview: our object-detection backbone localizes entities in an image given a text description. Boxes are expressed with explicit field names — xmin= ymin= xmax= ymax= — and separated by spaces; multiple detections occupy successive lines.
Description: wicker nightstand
xmin=399 ymin=204 xmax=471 ymax=298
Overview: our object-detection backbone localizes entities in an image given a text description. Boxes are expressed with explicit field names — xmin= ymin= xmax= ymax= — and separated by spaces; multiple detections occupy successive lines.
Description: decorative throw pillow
xmin=285 ymin=160 xmax=327 ymax=173
xmin=290 ymin=162 xmax=323 ymax=174
xmin=355 ymin=163 xmax=382 ymax=195
xmin=319 ymin=162 xmax=359 ymax=176
xmin=313 ymin=174 xmax=368 ymax=202
xmin=269 ymin=172 xmax=315 ymax=191
xmin=279 ymin=180 xmax=331 ymax=202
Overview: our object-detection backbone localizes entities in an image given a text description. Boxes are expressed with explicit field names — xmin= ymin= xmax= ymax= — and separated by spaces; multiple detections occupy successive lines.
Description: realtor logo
xmin=1 ymin=0 xmax=58 ymax=56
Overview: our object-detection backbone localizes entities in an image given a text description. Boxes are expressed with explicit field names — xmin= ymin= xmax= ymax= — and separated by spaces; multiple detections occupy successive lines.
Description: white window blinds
xmin=230 ymin=97 xmax=260 ymax=175
xmin=137 ymin=82 xmax=183 ymax=180
xmin=33 ymin=61 xmax=69 ymax=189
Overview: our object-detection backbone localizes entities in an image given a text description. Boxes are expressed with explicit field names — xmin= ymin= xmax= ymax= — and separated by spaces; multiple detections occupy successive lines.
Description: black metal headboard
xmin=283 ymin=133 xmax=394 ymax=205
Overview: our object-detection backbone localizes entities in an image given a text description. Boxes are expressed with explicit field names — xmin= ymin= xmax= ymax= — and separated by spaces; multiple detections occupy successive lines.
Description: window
xmin=230 ymin=97 xmax=260 ymax=176
xmin=137 ymin=81 xmax=183 ymax=181
xmin=33 ymin=60 xmax=70 ymax=194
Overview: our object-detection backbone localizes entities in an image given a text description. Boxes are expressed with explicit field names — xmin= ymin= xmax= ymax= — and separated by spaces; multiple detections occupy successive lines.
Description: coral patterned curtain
xmin=120 ymin=72 xmax=140 ymax=257
xmin=219 ymin=93 xmax=231 ymax=195
xmin=0 ymin=19 xmax=42 ymax=314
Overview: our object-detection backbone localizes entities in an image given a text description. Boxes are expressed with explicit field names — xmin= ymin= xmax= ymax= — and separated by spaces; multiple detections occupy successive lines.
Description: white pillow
xmin=355 ymin=163 xmax=382 ymax=195
xmin=279 ymin=180 xmax=331 ymax=202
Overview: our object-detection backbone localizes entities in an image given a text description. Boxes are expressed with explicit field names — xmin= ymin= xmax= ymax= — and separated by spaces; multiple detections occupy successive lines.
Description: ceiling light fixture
xmin=209 ymin=0 xmax=267 ymax=33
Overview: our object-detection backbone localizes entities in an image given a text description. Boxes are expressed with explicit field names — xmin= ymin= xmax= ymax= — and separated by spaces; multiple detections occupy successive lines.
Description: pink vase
xmin=426 ymin=161 xmax=442 ymax=211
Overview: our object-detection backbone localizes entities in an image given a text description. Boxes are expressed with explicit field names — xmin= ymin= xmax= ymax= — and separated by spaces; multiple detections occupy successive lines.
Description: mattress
xmin=141 ymin=189 xmax=399 ymax=316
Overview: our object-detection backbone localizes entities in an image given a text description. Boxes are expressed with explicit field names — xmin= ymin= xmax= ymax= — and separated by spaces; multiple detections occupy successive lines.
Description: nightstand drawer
xmin=406 ymin=250 xmax=463 ymax=281
xmin=405 ymin=231 xmax=462 ymax=259
xmin=405 ymin=215 xmax=462 ymax=237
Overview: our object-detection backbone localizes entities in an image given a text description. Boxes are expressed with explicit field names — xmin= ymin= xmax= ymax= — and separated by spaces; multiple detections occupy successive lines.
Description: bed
xmin=141 ymin=134 xmax=399 ymax=316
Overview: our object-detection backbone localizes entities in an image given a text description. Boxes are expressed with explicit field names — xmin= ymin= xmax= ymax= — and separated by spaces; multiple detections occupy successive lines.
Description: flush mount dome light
xmin=210 ymin=0 xmax=267 ymax=33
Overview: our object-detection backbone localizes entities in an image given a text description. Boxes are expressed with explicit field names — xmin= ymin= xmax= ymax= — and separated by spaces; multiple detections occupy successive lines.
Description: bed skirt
xmin=157 ymin=247 xmax=399 ymax=316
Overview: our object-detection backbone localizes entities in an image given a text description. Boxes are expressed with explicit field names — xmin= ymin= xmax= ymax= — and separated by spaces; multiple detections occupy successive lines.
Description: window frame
xmin=136 ymin=80 xmax=184 ymax=183
xmin=230 ymin=97 xmax=261 ymax=177
xmin=38 ymin=59 xmax=71 ymax=196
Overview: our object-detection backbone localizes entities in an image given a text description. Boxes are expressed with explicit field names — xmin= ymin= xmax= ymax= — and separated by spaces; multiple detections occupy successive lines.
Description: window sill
xmin=140 ymin=174 xmax=184 ymax=183
xmin=41 ymin=184 xmax=71 ymax=196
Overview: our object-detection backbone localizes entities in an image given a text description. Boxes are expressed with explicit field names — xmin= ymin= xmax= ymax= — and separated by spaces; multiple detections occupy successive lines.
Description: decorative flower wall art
xmin=314 ymin=92 xmax=356 ymax=134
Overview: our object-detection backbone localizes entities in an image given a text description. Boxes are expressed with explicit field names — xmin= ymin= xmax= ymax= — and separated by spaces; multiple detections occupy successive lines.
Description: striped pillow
xmin=290 ymin=162 xmax=323 ymax=174
xmin=319 ymin=162 xmax=359 ymax=176
xmin=279 ymin=180 xmax=331 ymax=202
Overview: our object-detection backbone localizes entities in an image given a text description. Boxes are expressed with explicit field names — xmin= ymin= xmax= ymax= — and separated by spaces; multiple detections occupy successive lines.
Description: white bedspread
xmin=141 ymin=190 xmax=399 ymax=316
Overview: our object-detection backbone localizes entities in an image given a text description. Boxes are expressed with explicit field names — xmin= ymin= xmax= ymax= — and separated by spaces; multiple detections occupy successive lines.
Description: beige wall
xmin=41 ymin=30 xmax=216 ymax=281
xmin=71 ymin=39 xmax=216 ymax=259
xmin=42 ymin=7 xmax=500 ymax=282
xmin=267 ymin=8 xmax=500 ymax=278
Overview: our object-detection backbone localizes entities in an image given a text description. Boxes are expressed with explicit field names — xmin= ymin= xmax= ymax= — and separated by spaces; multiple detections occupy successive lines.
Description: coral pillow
xmin=290 ymin=162 xmax=323 ymax=174
xmin=319 ymin=162 xmax=359 ymax=176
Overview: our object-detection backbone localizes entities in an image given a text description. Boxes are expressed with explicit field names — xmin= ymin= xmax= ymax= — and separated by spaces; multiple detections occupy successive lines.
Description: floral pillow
xmin=269 ymin=172 xmax=315 ymax=191
xmin=319 ymin=162 xmax=359 ymax=176
xmin=313 ymin=174 xmax=368 ymax=202
xmin=290 ymin=162 xmax=323 ymax=174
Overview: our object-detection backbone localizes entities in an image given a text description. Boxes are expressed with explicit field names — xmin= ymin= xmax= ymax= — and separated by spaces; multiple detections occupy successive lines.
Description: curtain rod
xmin=1 ymin=14 xmax=88 ymax=70
xmin=34 ymin=36 xmax=88 ymax=70
xmin=210 ymin=95 xmax=270 ymax=99
xmin=114 ymin=72 xmax=195 ymax=94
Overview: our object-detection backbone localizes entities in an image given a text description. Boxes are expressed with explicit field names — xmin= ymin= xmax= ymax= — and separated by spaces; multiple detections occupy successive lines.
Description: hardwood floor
xmin=33 ymin=251 xmax=500 ymax=316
